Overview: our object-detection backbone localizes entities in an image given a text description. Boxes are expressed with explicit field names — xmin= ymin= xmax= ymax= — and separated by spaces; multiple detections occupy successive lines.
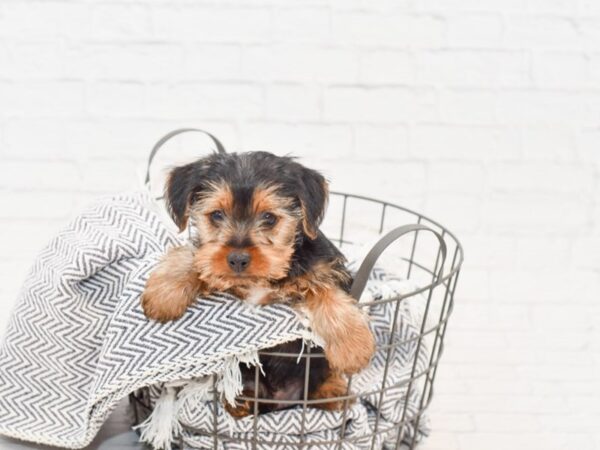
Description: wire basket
xmin=130 ymin=129 xmax=464 ymax=450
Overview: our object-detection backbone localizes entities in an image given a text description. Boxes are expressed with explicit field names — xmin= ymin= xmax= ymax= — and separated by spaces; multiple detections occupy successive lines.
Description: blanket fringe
xmin=134 ymin=352 xmax=263 ymax=449
xmin=177 ymin=376 xmax=213 ymax=407
xmin=134 ymin=383 xmax=183 ymax=449
xmin=216 ymin=350 xmax=262 ymax=406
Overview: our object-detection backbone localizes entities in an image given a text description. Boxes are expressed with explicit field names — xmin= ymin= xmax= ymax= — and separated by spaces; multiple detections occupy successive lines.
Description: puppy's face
xmin=165 ymin=152 xmax=328 ymax=287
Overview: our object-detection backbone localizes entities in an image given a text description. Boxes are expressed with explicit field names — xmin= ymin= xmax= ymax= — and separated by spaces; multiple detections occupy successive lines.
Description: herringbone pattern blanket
xmin=0 ymin=192 xmax=428 ymax=449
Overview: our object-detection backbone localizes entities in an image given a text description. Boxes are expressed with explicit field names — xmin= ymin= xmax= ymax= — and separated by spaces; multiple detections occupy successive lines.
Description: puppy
xmin=141 ymin=152 xmax=375 ymax=415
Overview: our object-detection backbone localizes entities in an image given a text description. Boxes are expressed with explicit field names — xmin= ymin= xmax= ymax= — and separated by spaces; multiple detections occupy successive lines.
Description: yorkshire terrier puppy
xmin=141 ymin=152 xmax=375 ymax=416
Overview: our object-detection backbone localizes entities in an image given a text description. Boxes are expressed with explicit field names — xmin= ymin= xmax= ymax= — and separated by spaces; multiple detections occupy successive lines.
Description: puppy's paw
xmin=325 ymin=321 xmax=376 ymax=375
xmin=310 ymin=372 xmax=351 ymax=411
xmin=141 ymin=273 xmax=191 ymax=322
xmin=141 ymin=246 xmax=202 ymax=322
xmin=224 ymin=394 xmax=254 ymax=419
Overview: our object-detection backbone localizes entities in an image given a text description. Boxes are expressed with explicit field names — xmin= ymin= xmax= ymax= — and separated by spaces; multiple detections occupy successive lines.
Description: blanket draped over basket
xmin=0 ymin=192 xmax=429 ymax=449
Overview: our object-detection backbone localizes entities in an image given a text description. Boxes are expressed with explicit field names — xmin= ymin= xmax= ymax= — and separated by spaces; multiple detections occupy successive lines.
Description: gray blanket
xmin=0 ymin=192 xmax=428 ymax=449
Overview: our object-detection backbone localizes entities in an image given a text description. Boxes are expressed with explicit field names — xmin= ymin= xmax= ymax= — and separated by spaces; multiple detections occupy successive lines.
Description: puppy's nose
xmin=227 ymin=251 xmax=251 ymax=273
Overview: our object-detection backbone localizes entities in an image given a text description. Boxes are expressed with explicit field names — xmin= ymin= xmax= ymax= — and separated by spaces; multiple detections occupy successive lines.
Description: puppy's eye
xmin=210 ymin=210 xmax=225 ymax=223
xmin=261 ymin=212 xmax=277 ymax=227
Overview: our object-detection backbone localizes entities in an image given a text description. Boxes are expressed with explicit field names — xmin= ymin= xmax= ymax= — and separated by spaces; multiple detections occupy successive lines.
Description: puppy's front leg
xmin=305 ymin=288 xmax=375 ymax=374
xmin=141 ymin=245 xmax=205 ymax=322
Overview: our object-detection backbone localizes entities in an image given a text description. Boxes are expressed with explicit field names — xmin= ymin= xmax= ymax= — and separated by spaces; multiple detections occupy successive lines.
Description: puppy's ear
xmin=165 ymin=163 xmax=197 ymax=231
xmin=298 ymin=168 xmax=329 ymax=240
xmin=166 ymin=157 xmax=218 ymax=232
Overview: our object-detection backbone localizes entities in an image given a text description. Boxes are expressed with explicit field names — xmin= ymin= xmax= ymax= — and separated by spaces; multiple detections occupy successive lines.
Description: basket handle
xmin=350 ymin=224 xmax=447 ymax=301
xmin=144 ymin=128 xmax=227 ymax=188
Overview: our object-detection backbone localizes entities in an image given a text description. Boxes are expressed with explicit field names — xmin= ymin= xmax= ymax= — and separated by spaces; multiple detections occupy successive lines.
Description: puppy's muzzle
xmin=227 ymin=251 xmax=251 ymax=273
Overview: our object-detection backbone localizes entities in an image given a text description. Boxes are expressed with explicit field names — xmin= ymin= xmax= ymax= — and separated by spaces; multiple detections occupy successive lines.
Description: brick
xmin=427 ymin=411 xmax=475 ymax=432
xmin=519 ymin=362 xmax=597 ymax=382
xmin=573 ymin=237 xmax=600 ymax=269
xmin=183 ymin=45 xmax=241 ymax=81
xmin=359 ymin=50 xmax=415 ymax=84
xmin=242 ymin=45 xmax=358 ymax=83
xmin=417 ymin=50 xmax=529 ymax=87
xmin=424 ymin=194 xmax=482 ymax=234
xmin=0 ymin=1 xmax=88 ymax=40
xmin=586 ymin=53 xmax=600 ymax=87
xmin=435 ymin=393 xmax=566 ymax=414
xmin=446 ymin=13 xmax=504 ymax=48
xmin=0 ymin=82 xmax=84 ymax=118
xmin=443 ymin=339 xmax=539 ymax=366
xmin=531 ymin=305 xmax=593 ymax=330
xmin=460 ymin=235 xmax=516 ymax=270
xmin=450 ymin=303 xmax=531 ymax=331
xmin=412 ymin=125 xmax=521 ymax=160
xmin=467 ymin=379 xmax=535 ymax=396
xmin=0 ymin=222 xmax=63 ymax=261
xmin=580 ymin=19 xmax=600 ymax=51
xmin=240 ymin=123 xmax=353 ymax=159
xmin=0 ymin=42 xmax=65 ymax=79
xmin=91 ymin=3 xmax=152 ymax=40
xmin=532 ymin=52 xmax=588 ymax=88
xmin=0 ymin=162 xmax=80 ymax=190
xmin=145 ymin=83 xmax=263 ymax=120
xmin=490 ymin=269 xmax=599 ymax=304
xmin=65 ymin=44 xmax=184 ymax=82
xmin=86 ymin=82 xmax=146 ymax=118
xmin=418 ymin=431 xmax=460 ymax=450
xmin=574 ymin=129 xmax=600 ymax=169
xmin=265 ymin=85 xmax=320 ymax=121
xmin=0 ymin=191 xmax=75 ymax=220
xmin=428 ymin=162 xmax=485 ymax=194
xmin=78 ymin=161 xmax=141 ymax=193
xmin=432 ymin=370 xmax=470 ymax=395
xmin=450 ymin=363 xmax=519 ymax=381
xmin=353 ymin=125 xmax=409 ymax=159
xmin=311 ymin=160 xmax=427 ymax=211
xmin=452 ymin=268 xmax=490 ymax=302
xmin=420 ymin=0 xmax=525 ymax=11
xmin=447 ymin=329 xmax=506 ymax=350
xmin=580 ymin=0 xmax=600 ymax=15
xmin=516 ymin=237 xmax=571 ymax=269
xmin=488 ymin=162 xmax=593 ymax=195
xmin=66 ymin=120 xmax=238 ymax=160
xmin=2 ymin=119 xmax=67 ymax=159
xmin=459 ymin=433 xmax=593 ymax=450
xmin=151 ymin=6 xmax=271 ymax=43
xmin=507 ymin=331 xmax=591 ymax=352
xmin=0 ymin=260 xmax=34 ymax=314
xmin=497 ymin=90 xmax=586 ymax=126
xmin=439 ymin=90 xmax=496 ymax=124
xmin=583 ymin=92 xmax=600 ymax=126
xmin=272 ymin=8 xmax=330 ymax=43
xmin=323 ymin=86 xmax=438 ymax=122
xmin=505 ymin=16 xmax=581 ymax=49
xmin=332 ymin=13 xmax=445 ymax=48
xmin=537 ymin=413 xmax=599 ymax=433
xmin=522 ymin=126 xmax=576 ymax=161
xmin=526 ymin=0 xmax=578 ymax=13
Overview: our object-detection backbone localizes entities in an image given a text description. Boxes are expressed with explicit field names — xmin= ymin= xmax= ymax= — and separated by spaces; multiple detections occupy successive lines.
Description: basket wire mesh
xmin=131 ymin=129 xmax=463 ymax=450
xmin=130 ymin=192 xmax=463 ymax=450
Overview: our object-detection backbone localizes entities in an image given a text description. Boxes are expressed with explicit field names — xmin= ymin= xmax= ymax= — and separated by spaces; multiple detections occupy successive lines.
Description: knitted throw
xmin=0 ymin=192 xmax=429 ymax=449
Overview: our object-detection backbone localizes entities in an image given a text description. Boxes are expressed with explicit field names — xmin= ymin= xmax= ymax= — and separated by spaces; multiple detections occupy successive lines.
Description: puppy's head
xmin=165 ymin=152 xmax=328 ymax=286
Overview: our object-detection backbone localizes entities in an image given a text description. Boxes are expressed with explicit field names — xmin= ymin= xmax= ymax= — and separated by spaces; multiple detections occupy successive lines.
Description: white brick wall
xmin=0 ymin=1 xmax=598 ymax=449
